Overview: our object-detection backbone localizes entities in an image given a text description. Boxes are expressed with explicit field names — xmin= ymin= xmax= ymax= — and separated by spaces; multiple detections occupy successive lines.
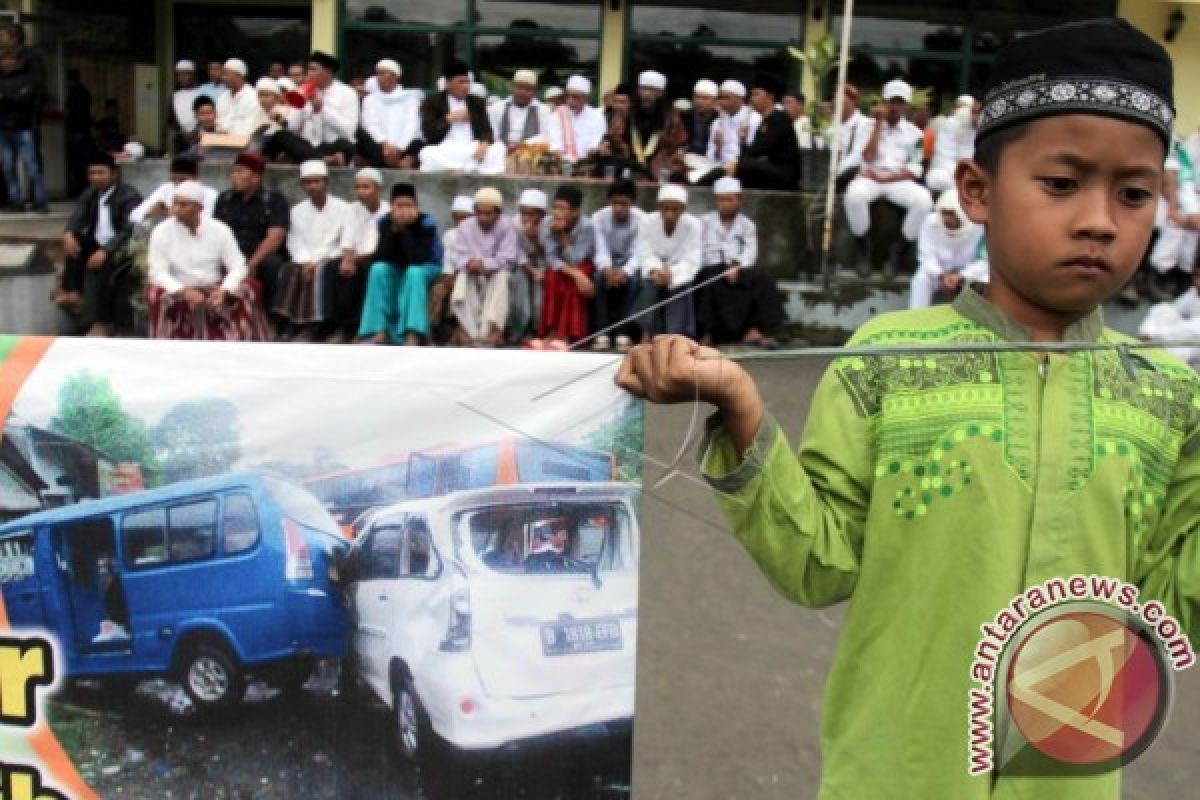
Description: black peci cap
xmin=976 ymin=17 xmax=1174 ymax=148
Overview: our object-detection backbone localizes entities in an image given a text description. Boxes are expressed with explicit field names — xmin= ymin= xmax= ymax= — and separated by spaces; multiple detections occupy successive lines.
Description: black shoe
xmin=32 ymin=204 xmax=49 ymax=214
xmin=2 ymin=203 xmax=23 ymax=213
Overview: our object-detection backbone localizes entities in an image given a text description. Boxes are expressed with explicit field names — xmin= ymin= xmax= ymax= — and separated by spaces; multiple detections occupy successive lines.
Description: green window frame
xmin=339 ymin=0 xmax=603 ymax=92
xmin=624 ymin=3 xmax=806 ymax=91
xmin=829 ymin=0 xmax=1120 ymax=99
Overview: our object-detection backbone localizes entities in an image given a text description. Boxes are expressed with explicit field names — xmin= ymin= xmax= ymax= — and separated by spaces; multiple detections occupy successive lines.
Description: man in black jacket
xmin=731 ymin=75 xmax=800 ymax=191
xmin=56 ymin=152 xmax=143 ymax=335
xmin=214 ymin=152 xmax=289 ymax=329
xmin=416 ymin=61 xmax=505 ymax=174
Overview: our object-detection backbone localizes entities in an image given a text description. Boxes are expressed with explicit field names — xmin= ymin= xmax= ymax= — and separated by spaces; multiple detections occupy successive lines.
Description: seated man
xmin=215 ymin=58 xmax=265 ymax=137
xmin=925 ymin=94 xmax=978 ymax=195
xmin=129 ymin=156 xmax=216 ymax=226
xmin=55 ymin=152 xmax=143 ymax=335
xmin=629 ymin=183 xmax=701 ymax=340
xmin=509 ymin=188 xmax=548 ymax=345
xmin=490 ymin=69 xmax=552 ymax=156
xmin=728 ymin=75 xmax=800 ymax=191
xmin=213 ymin=152 xmax=289 ymax=328
xmin=358 ymin=182 xmax=443 ymax=345
xmin=680 ymin=80 xmax=719 ymax=157
xmin=430 ymin=195 xmax=475 ymax=344
xmin=418 ymin=60 xmax=505 ymax=175
xmin=696 ymin=177 xmax=783 ymax=348
xmin=706 ymin=80 xmax=759 ymax=175
xmin=262 ymin=51 xmax=358 ymax=166
xmin=145 ymin=180 xmax=268 ymax=341
xmin=357 ymin=58 xmax=423 ymax=168
xmin=451 ymin=187 xmax=517 ymax=346
xmin=1144 ymin=134 xmax=1200 ymax=302
xmin=843 ymin=79 xmax=933 ymax=276
xmin=1138 ymin=269 xmax=1200 ymax=369
xmin=908 ymin=189 xmax=988 ymax=309
xmin=591 ymin=179 xmax=646 ymax=352
xmin=320 ymin=167 xmax=389 ymax=343
xmin=273 ymin=160 xmax=352 ymax=341
xmin=548 ymin=75 xmax=606 ymax=165
xmin=538 ymin=186 xmax=596 ymax=346
xmin=178 ymin=95 xmax=219 ymax=160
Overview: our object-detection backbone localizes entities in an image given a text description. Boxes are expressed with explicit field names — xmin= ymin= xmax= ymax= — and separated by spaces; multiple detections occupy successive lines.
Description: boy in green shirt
xmin=617 ymin=18 xmax=1199 ymax=800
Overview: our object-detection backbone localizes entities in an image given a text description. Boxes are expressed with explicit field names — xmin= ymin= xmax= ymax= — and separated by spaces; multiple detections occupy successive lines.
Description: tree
xmin=153 ymin=399 xmax=242 ymax=484
xmin=585 ymin=401 xmax=644 ymax=483
xmin=49 ymin=371 xmax=160 ymax=485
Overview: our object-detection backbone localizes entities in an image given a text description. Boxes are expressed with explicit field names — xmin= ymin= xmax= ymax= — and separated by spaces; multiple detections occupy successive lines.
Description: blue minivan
xmin=0 ymin=471 xmax=348 ymax=710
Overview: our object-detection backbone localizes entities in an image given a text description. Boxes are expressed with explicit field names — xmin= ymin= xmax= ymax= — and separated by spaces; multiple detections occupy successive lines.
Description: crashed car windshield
xmin=456 ymin=503 xmax=635 ymax=576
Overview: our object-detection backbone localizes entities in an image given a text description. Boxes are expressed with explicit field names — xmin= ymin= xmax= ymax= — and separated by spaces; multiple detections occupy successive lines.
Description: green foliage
xmin=153 ymin=399 xmax=242 ymax=484
xmin=49 ymin=371 xmax=160 ymax=485
xmin=585 ymin=401 xmax=645 ymax=483
xmin=789 ymin=33 xmax=839 ymax=99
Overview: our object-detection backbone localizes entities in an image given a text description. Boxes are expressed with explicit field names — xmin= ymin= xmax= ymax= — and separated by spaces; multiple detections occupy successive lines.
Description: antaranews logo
xmin=966 ymin=575 xmax=1194 ymax=777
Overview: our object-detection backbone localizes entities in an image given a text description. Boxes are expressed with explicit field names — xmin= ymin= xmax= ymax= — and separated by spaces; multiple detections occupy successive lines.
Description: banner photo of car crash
xmin=0 ymin=335 xmax=642 ymax=800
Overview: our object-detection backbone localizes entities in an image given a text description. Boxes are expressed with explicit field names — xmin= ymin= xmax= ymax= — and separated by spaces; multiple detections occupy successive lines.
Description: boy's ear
xmin=955 ymin=160 xmax=991 ymax=225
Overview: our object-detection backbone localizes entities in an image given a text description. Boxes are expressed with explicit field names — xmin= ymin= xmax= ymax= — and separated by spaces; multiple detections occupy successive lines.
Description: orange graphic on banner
xmin=0 ymin=338 xmax=99 ymax=799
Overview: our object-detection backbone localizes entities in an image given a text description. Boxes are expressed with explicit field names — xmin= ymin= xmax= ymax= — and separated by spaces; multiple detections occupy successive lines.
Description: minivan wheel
xmin=182 ymin=645 xmax=245 ymax=710
xmin=394 ymin=676 xmax=434 ymax=764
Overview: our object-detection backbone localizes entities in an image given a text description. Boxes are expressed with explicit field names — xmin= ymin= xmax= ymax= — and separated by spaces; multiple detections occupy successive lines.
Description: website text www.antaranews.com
xmin=966 ymin=574 xmax=1195 ymax=775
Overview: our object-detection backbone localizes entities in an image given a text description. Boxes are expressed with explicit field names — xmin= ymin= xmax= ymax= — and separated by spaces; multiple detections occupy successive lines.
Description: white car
xmin=342 ymin=482 xmax=639 ymax=762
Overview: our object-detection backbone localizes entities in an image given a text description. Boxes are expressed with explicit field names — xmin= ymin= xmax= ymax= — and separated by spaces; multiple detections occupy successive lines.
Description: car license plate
xmin=541 ymin=618 xmax=623 ymax=656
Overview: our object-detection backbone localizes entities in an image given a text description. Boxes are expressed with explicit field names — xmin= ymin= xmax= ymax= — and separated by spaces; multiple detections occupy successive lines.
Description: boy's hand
xmin=616 ymin=335 xmax=763 ymax=456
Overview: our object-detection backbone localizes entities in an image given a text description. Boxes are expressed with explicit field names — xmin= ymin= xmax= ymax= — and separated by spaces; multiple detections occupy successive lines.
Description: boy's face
xmin=354 ymin=178 xmax=380 ymax=206
xmin=959 ymin=115 xmax=1162 ymax=323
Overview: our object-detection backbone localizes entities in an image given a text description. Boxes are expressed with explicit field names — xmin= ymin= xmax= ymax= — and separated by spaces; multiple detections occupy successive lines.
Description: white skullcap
xmin=277 ymin=77 xmax=297 ymax=93
xmin=474 ymin=187 xmax=503 ymax=209
xmin=545 ymin=86 xmax=564 ymax=100
xmin=255 ymin=77 xmax=280 ymax=95
xmin=693 ymin=79 xmax=718 ymax=97
xmin=513 ymin=69 xmax=537 ymax=87
xmin=713 ymin=176 xmax=742 ymax=195
xmin=452 ymin=195 xmax=475 ymax=214
xmin=223 ymin=58 xmax=248 ymax=77
xmin=300 ymin=160 xmax=328 ymax=179
xmin=657 ymin=183 xmax=688 ymax=206
xmin=470 ymin=82 xmax=487 ymax=98
xmin=175 ymin=60 xmax=195 ymax=72
xmin=674 ymin=98 xmax=691 ymax=112
xmin=355 ymin=167 xmax=383 ymax=186
xmin=173 ymin=180 xmax=207 ymax=205
xmin=639 ymin=70 xmax=667 ymax=91
xmin=719 ymin=80 xmax=747 ymax=98
xmin=955 ymin=93 xmax=975 ymax=108
xmin=882 ymin=79 xmax=913 ymax=102
xmin=565 ymin=75 xmax=591 ymax=95
xmin=437 ymin=76 xmax=446 ymax=91
xmin=936 ymin=188 xmax=964 ymax=214
xmin=376 ymin=59 xmax=402 ymax=77
xmin=518 ymin=188 xmax=548 ymax=211
xmin=123 ymin=141 xmax=145 ymax=160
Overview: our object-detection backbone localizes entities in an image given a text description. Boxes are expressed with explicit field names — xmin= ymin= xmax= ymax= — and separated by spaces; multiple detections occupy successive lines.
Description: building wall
xmin=1122 ymin=0 xmax=1200 ymax=139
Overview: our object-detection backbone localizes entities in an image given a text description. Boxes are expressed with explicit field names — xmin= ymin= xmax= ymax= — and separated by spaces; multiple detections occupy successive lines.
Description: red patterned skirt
xmin=146 ymin=283 xmax=270 ymax=341
xmin=539 ymin=262 xmax=595 ymax=342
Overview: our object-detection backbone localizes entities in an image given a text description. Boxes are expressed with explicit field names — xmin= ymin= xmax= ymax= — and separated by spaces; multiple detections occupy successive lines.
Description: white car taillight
xmin=283 ymin=518 xmax=314 ymax=582
xmin=439 ymin=569 xmax=471 ymax=652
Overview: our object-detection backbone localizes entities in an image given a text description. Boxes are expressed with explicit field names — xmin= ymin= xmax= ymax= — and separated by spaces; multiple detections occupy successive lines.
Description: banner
xmin=0 ymin=335 xmax=641 ymax=799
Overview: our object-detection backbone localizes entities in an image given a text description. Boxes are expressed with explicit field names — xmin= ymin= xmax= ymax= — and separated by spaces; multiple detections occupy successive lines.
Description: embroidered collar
xmin=951 ymin=283 xmax=1105 ymax=343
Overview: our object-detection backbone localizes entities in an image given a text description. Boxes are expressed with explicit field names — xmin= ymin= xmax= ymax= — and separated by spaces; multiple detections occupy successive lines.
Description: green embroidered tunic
xmin=701 ymin=286 xmax=1200 ymax=799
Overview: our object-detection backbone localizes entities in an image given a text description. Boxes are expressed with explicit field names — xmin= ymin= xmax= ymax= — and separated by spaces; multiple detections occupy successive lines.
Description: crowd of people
xmin=21 ymin=40 xmax=1200 ymax=343
xmin=56 ymin=150 xmax=783 ymax=351
xmin=165 ymin=52 xmax=806 ymax=194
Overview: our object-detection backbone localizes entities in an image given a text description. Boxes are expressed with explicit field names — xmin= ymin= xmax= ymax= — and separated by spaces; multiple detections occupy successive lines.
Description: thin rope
xmin=533 ymin=337 xmax=1200 ymax=403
